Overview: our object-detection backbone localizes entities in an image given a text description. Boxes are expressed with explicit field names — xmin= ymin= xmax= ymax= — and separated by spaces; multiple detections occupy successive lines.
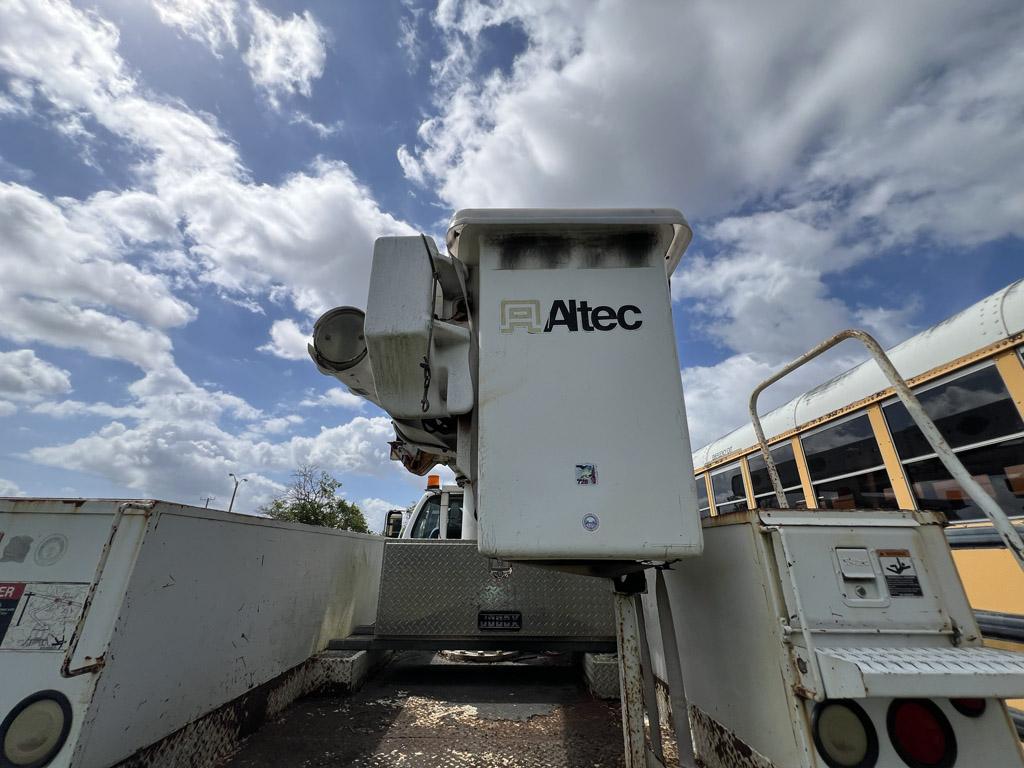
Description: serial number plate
xmin=478 ymin=611 xmax=522 ymax=631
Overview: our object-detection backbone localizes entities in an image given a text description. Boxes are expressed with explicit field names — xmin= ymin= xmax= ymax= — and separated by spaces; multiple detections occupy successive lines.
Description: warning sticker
xmin=0 ymin=583 xmax=26 ymax=645
xmin=0 ymin=583 xmax=89 ymax=651
xmin=877 ymin=549 xmax=923 ymax=597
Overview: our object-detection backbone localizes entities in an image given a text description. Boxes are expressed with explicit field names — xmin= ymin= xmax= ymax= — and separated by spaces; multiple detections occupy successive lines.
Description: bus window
xmin=696 ymin=473 xmax=711 ymax=519
xmin=884 ymin=365 xmax=1024 ymax=458
xmin=710 ymin=462 xmax=747 ymax=515
xmin=801 ymin=413 xmax=897 ymax=510
xmin=814 ymin=469 xmax=898 ymax=510
xmin=747 ymin=443 xmax=805 ymax=509
xmin=446 ymin=495 xmax=463 ymax=539
xmin=903 ymin=437 xmax=1024 ymax=521
xmin=883 ymin=365 xmax=1024 ymax=521
xmin=410 ymin=495 xmax=441 ymax=538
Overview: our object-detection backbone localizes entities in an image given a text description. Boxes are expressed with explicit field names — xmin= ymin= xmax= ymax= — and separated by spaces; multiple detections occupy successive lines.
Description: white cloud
xmin=402 ymin=0 xmax=1024 ymax=454
xmin=262 ymin=415 xmax=303 ymax=433
xmin=0 ymin=402 xmax=17 ymax=417
xmin=410 ymin=1 xmax=1023 ymax=229
xmin=0 ymin=478 xmax=23 ymax=496
xmin=681 ymin=353 xmax=858 ymax=452
xmin=31 ymin=400 xmax=146 ymax=420
xmin=0 ymin=350 xmax=72 ymax=402
xmin=290 ymin=111 xmax=343 ymax=138
xmin=259 ymin=319 xmax=310 ymax=361
xmin=28 ymin=415 xmax=399 ymax=509
xmin=243 ymin=5 xmax=327 ymax=107
xmin=0 ymin=0 xmax=418 ymax=506
xmin=359 ymin=496 xmax=408 ymax=534
xmin=151 ymin=0 xmax=238 ymax=54
xmin=300 ymin=387 xmax=366 ymax=411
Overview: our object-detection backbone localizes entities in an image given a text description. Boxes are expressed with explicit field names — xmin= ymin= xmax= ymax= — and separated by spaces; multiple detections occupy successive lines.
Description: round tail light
xmin=886 ymin=698 xmax=956 ymax=768
xmin=950 ymin=697 xmax=986 ymax=718
xmin=812 ymin=699 xmax=879 ymax=768
xmin=1 ymin=691 xmax=72 ymax=767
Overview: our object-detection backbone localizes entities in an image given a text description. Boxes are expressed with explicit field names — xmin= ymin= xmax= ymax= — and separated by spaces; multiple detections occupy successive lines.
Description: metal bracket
xmin=61 ymin=500 xmax=155 ymax=677
xmin=748 ymin=328 xmax=1024 ymax=573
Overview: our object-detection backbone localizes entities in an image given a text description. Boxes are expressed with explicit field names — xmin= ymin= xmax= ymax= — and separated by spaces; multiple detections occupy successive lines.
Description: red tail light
xmin=950 ymin=697 xmax=986 ymax=718
xmin=886 ymin=699 xmax=956 ymax=768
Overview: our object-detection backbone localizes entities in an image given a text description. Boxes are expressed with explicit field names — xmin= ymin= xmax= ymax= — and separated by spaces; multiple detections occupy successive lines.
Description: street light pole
xmin=228 ymin=473 xmax=247 ymax=513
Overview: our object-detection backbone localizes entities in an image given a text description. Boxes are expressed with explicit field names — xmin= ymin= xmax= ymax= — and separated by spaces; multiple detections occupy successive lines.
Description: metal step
xmin=815 ymin=645 xmax=1024 ymax=699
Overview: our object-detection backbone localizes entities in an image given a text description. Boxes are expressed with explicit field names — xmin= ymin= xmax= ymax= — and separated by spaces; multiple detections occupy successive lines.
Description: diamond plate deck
xmin=375 ymin=541 xmax=615 ymax=639
xmin=221 ymin=651 xmax=628 ymax=768
xmin=816 ymin=645 xmax=1024 ymax=698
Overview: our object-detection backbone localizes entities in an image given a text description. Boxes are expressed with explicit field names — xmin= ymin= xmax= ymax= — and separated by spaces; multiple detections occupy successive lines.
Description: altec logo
xmin=500 ymin=299 xmax=643 ymax=334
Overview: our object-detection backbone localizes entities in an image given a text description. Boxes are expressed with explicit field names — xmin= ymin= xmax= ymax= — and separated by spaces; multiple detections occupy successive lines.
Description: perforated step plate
xmin=815 ymin=646 xmax=1024 ymax=698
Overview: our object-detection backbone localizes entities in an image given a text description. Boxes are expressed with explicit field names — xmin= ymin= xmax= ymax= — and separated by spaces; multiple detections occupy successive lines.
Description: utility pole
xmin=228 ymin=473 xmax=247 ymax=513
xmin=202 ymin=496 xmax=215 ymax=508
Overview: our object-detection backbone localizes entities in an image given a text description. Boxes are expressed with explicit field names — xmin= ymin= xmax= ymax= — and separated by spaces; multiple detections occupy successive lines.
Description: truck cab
xmin=400 ymin=475 xmax=465 ymax=540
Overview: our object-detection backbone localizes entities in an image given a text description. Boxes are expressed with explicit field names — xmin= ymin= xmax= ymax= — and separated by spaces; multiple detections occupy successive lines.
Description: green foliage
xmin=262 ymin=465 xmax=370 ymax=533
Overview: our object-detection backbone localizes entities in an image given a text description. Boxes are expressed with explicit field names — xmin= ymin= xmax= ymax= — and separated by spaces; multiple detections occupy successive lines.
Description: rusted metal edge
xmin=62 ymin=501 xmax=156 ymax=677
xmin=689 ymin=703 xmax=775 ymax=768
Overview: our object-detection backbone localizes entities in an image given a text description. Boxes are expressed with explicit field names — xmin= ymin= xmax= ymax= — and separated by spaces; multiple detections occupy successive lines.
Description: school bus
xmin=691 ymin=279 xmax=1024 ymax=734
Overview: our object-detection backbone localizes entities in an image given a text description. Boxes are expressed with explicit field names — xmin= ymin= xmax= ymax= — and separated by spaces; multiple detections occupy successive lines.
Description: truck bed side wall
xmin=646 ymin=521 xmax=806 ymax=767
xmin=74 ymin=505 xmax=384 ymax=767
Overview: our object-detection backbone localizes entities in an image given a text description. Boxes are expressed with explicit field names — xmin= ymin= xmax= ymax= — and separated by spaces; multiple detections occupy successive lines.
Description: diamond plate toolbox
xmin=375 ymin=541 xmax=615 ymax=638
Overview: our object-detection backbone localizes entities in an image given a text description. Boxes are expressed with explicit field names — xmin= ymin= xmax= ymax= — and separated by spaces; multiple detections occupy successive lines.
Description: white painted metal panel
xmin=0 ymin=499 xmax=384 ymax=768
xmin=468 ymin=219 xmax=703 ymax=560
xmin=656 ymin=518 xmax=807 ymax=767
xmin=74 ymin=504 xmax=384 ymax=767
xmin=0 ymin=502 xmax=151 ymax=768
xmin=654 ymin=510 xmax=1024 ymax=767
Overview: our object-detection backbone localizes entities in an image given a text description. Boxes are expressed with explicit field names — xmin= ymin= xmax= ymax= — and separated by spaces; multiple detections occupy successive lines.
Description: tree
xmin=262 ymin=465 xmax=370 ymax=532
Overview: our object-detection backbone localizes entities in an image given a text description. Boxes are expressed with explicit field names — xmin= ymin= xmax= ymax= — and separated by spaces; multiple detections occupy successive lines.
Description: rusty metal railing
xmin=748 ymin=328 xmax=1024 ymax=573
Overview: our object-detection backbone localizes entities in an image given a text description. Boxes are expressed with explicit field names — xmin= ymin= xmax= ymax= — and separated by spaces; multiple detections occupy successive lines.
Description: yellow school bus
xmin=691 ymin=279 xmax=1024 ymax=734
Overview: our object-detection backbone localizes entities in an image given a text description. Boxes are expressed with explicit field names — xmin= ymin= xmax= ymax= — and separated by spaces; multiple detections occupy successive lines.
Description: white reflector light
xmin=812 ymin=700 xmax=878 ymax=768
xmin=1 ymin=692 xmax=71 ymax=767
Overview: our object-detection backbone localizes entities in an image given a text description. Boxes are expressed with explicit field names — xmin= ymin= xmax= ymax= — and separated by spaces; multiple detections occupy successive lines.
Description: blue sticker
xmin=582 ymin=513 xmax=600 ymax=532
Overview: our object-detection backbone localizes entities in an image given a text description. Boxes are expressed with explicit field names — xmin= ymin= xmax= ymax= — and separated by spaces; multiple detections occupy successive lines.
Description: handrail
xmin=748 ymin=328 xmax=1024 ymax=573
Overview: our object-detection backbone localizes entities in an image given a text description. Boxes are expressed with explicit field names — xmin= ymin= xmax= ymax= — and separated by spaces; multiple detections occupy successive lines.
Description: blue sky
xmin=0 ymin=0 xmax=1021 ymax=531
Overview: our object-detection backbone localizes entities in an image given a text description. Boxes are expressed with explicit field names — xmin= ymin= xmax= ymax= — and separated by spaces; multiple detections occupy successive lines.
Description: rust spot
xmin=690 ymin=704 xmax=774 ymax=768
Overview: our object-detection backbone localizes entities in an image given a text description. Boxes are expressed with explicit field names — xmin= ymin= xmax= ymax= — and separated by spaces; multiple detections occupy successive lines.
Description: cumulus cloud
xmin=300 ymin=387 xmax=366 ymax=411
xmin=0 ymin=350 xmax=71 ymax=402
xmin=0 ymin=478 xmax=23 ymax=496
xmin=28 ymin=415 xmax=398 ymax=508
xmin=0 ymin=0 xmax=419 ymax=504
xmin=359 ymin=496 xmax=409 ymax=534
xmin=259 ymin=319 xmax=310 ymax=360
xmin=396 ymin=0 xmax=1024 ymax=448
xmin=243 ymin=5 xmax=327 ymax=107
xmin=0 ymin=402 xmax=17 ymax=417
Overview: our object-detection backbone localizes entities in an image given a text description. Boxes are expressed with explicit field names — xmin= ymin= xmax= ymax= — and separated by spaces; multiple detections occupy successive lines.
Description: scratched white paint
xmin=0 ymin=499 xmax=384 ymax=768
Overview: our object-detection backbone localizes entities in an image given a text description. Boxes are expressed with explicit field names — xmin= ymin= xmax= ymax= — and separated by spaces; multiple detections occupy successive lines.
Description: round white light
xmin=312 ymin=307 xmax=367 ymax=371
xmin=813 ymin=700 xmax=877 ymax=768
xmin=2 ymin=695 xmax=70 ymax=767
